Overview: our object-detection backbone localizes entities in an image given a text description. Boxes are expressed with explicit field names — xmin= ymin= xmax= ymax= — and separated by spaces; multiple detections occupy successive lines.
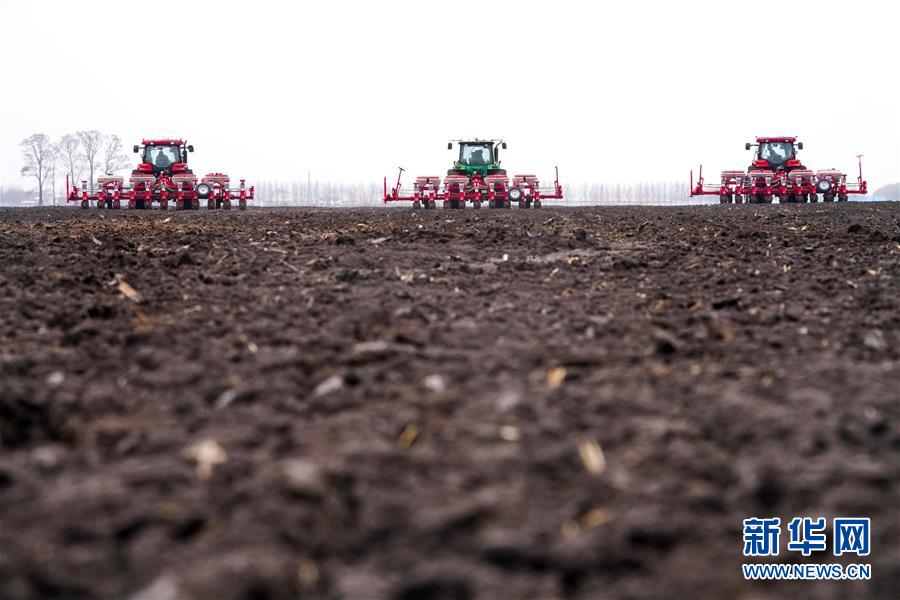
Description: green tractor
xmin=384 ymin=138 xmax=563 ymax=209
xmin=447 ymin=139 xmax=507 ymax=177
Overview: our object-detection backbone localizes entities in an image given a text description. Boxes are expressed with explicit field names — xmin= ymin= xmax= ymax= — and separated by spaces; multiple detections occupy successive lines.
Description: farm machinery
xmin=66 ymin=139 xmax=254 ymax=210
xmin=691 ymin=137 xmax=867 ymax=204
xmin=384 ymin=139 xmax=563 ymax=209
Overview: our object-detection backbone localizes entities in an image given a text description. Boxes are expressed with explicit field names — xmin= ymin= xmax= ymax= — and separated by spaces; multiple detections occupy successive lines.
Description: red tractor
xmin=691 ymin=136 xmax=867 ymax=204
xmin=67 ymin=139 xmax=254 ymax=210
xmin=384 ymin=139 xmax=563 ymax=209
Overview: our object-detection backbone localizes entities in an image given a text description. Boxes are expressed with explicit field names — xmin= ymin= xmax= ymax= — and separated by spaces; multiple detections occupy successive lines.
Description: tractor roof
xmin=451 ymin=138 xmax=505 ymax=144
xmin=142 ymin=139 xmax=185 ymax=146
xmin=756 ymin=136 xmax=797 ymax=143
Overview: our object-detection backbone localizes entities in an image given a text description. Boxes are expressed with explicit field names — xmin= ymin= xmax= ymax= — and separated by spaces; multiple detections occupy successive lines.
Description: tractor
xmin=691 ymin=136 xmax=867 ymax=204
xmin=384 ymin=139 xmax=563 ymax=209
xmin=67 ymin=138 xmax=254 ymax=210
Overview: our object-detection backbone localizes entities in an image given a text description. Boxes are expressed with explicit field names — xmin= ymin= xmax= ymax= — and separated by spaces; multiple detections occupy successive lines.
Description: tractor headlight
xmin=196 ymin=183 xmax=211 ymax=197
xmin=508 ymin=187 xmax=523 ymax=201
xmin=816 ymin=179 xmax=832 ymax=193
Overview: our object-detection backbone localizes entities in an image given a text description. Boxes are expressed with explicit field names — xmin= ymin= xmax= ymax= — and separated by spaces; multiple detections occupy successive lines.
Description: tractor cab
xmin=133 ymin=139 xmax=194 ymax=176
xmin=448 ymin=139 xmax=507 ymax=176
xmin=747 ymin=137 xmax=805 ymax=172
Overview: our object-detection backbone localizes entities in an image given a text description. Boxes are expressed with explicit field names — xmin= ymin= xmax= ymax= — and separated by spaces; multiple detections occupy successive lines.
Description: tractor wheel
xmin=823 ymin=194 xmax=835 ymax=203
xmin=838 ymin=193 xmax=849 ymax=202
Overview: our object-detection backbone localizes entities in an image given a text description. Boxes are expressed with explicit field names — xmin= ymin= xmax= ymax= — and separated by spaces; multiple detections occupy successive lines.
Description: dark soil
xmin=1 ymin=204 xmax=899 ymax=600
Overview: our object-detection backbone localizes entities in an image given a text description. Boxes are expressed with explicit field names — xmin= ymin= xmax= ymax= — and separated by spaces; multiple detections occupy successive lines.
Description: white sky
xmin=2 ymin=0 xmax=899 ymax=191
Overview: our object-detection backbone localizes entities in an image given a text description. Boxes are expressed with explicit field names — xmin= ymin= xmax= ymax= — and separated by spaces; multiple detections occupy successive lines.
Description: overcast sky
xmin=2 ymin=0 xmax=898 ymax=192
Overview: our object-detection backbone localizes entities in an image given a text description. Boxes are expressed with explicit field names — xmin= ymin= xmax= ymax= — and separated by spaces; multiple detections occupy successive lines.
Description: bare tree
xmin=102 ymin=134 xmax=131 ymax=176
xmin=59 ymin=133 xmax=85 ymax=192
xmin=77 ymin=130 xmax=104 ymax=192
xmin=46 ymin=145 xmax=59 ymax=205
xmin=20 ymin=134 xmax=56 ymax=206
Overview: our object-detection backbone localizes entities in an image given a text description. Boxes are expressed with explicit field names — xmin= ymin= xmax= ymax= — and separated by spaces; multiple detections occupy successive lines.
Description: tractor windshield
xmin=758 ymin=141 xmax=795 ymax=165
xmin=459 ymin=143 xmax=494 ymax=167
xmin=144 ymin=145 xmax=182 ymax=170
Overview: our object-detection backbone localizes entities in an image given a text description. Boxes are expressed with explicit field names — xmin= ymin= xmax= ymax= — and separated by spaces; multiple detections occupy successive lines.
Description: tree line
xmin=250 ymin=179 xmax=697 ymax=206
xmin=16 ymin=131 xmax=130 ymax=206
